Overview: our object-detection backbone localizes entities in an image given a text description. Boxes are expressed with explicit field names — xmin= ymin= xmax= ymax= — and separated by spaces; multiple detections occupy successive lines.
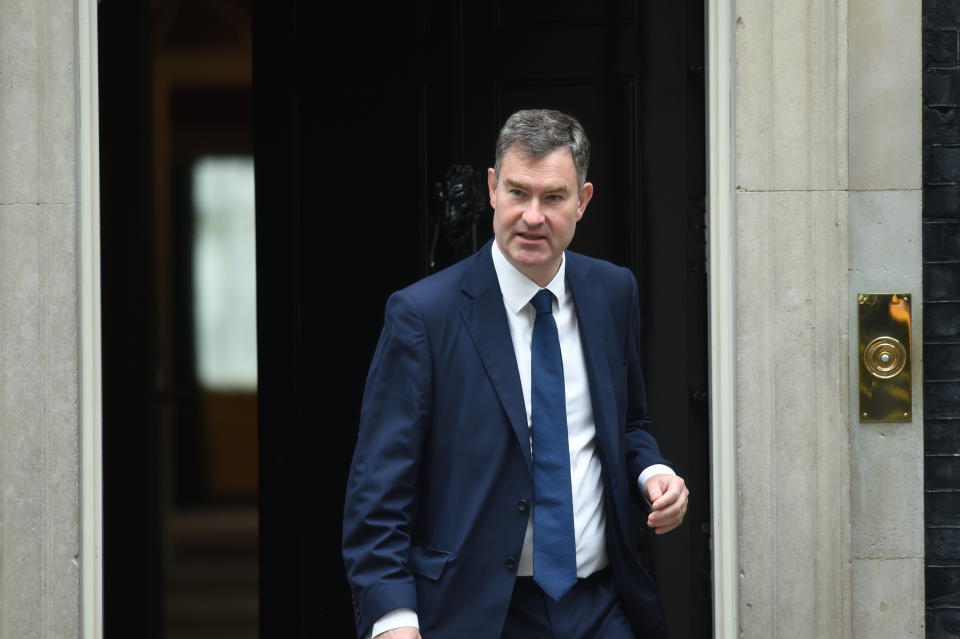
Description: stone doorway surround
xmin=0 ymin=0 xmax=925 ymax=637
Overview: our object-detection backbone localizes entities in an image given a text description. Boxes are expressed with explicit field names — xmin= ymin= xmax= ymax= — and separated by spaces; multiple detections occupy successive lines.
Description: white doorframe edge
xmin=706 ymin=0 xmax=738 ymax=637
xmin=78 ymin=0 xmax=104 ymax=637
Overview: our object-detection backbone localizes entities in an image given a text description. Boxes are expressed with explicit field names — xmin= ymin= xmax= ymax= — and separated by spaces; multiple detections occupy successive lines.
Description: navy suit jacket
xmin=342 ymin=241 xmax=670 ymax=639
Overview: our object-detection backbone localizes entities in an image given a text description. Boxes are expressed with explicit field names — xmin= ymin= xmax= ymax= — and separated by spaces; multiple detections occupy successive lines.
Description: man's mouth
xmin=517 ymin=233 xmax=545 ymax=241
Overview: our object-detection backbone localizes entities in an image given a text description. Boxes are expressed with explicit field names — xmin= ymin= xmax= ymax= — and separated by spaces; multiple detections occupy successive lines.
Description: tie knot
xmin=531 ymin=289 xmax=553 ymax=314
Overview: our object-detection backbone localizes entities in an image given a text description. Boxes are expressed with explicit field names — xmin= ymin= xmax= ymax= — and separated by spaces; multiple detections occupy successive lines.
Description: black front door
xmin=254 ymin=1 xmax=709 ymax=636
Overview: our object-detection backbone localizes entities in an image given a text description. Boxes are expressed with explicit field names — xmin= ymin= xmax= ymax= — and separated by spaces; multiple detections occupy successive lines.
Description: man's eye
xmin=509 ymin=189 xmax=524 ymax=197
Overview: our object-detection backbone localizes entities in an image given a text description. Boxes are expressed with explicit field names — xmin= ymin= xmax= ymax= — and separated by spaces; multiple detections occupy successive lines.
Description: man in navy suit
xmin=342 ymin=109 xmax=689 ymax=639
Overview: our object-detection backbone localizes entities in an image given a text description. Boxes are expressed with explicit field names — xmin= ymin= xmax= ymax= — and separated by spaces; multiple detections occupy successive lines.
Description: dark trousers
xmin=500 ymin=567 xmax=636 ymax=639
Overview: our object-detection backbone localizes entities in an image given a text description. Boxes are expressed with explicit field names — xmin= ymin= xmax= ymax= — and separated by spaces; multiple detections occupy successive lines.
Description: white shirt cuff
xmin=638 ymin=464 xmax=677 ymax=507
xmin=367 ymin=607 xmax=419 ymax=638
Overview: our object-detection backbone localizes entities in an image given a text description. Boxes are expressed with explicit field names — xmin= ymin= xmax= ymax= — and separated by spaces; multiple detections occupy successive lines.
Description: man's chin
xmin=504 ymin=247 xmax=562 ymax=282
xmin=507 ymin=250 xmax=549 ymax=269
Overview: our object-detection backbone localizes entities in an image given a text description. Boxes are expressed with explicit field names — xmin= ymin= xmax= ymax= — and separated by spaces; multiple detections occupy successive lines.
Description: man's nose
xmin=521 ymin=200 xmax=545 ymax=225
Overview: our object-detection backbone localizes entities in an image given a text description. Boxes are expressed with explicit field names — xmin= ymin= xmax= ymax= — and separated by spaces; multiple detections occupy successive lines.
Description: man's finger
xmin=650 ymin=504 xmax=685 ymax=532
xmin=646 ymin=483 xmax=663 ymax=503
xmin=650 ymin=479 xmax=682 ymax=510
xmin=651 ymin=489 xmax=678 ymax=510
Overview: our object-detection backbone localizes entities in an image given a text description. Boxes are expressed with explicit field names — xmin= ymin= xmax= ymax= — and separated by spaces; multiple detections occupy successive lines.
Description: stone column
xmin=734 ymin=0 xmax=852 ymax=637
xmin=0 ymin=0 xmax=82 ymax=636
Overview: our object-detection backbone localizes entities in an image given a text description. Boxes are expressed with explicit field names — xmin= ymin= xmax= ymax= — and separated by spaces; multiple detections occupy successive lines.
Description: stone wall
xmin=0 ymin=0 xmax=81 ymax=636
xmin=733 ymin=0 xmax=925 ymax=636
xmin=847 ymin=0 xmax=924 ymax=636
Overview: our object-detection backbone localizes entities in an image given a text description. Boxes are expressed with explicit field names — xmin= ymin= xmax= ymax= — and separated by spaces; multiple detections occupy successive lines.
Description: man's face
xmin=488 ymin=147 xmax=593 ymax=286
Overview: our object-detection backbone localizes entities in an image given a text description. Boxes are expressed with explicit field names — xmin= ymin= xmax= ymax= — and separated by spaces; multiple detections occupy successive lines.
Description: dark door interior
xmin=255 ymin=1 xmax=708 ymax=637
xmin=100 ymin=2 xmax=259 ymax=637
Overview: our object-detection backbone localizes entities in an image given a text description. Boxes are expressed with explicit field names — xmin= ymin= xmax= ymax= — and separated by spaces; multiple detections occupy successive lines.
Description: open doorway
xmin=99 ymin=1 xmax=709 ymax=636
xmin=254 ymin=1 xmax=709 ymax=637
xmin=99 ymin=1 xmax=258 ymax=637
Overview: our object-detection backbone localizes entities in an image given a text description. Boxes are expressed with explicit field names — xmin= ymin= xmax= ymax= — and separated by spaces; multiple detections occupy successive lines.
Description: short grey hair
xmin=493 ymin=109 xmax=591 ymax=189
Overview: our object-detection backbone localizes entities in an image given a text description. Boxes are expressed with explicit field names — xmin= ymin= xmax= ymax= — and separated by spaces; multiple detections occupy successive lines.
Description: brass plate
xmin=858 ymin=294 xmax=912 ymax=423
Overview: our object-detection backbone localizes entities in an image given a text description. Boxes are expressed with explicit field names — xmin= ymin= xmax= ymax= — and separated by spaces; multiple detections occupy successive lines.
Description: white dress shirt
xmin=492 ymin=239 xmax=609 ymax=577
xmin=369 ymin=241 xmax=673 ymax=638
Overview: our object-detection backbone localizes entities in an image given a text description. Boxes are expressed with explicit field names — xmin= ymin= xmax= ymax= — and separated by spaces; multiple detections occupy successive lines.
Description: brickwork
xmin=924 ymin=1 xmax=960 ymax=635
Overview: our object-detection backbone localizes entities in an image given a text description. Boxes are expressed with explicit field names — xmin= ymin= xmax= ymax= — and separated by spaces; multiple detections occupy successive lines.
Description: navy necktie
xmin=530 ymin=289 xmax=577 ymax=601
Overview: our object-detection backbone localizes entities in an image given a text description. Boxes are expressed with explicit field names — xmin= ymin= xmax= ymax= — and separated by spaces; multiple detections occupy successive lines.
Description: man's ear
xmin=576 ymin=182 xmax=594 ymax=219
xmin=487 ymin=168 xmax=498 ymax=209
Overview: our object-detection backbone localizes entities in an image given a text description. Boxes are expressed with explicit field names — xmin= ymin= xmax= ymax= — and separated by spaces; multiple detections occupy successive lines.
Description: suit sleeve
xmin=621 ymin=268 xmax=674 ymax=496
xmin=342 ymin=290 xmax=432 ymax=639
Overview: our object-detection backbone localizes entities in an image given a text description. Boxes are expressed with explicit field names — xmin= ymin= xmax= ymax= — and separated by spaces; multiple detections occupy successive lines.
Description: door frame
xmin=79 ymin=0 xmax=104 ymax=636
xmin=78 ymin=0 xmax=740 ymax=635
xmin=707 ymin=0 xmax=738 ymax=636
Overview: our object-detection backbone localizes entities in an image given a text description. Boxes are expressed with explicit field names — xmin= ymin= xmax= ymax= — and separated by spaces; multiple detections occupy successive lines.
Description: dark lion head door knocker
xmin=430 ymin=164 xmax=491 ymax=271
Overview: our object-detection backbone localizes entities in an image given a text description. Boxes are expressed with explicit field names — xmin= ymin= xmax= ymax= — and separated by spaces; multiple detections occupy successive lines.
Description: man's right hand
xmin=375 ymin=628 xmax=421 ymax=639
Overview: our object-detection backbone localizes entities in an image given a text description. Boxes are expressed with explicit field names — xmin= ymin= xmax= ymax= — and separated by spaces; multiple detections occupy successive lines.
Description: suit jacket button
xmin=505 ymin=556 xmax=517 ymax=570
xmin=517 ymin=499 xmax=530 ymax=512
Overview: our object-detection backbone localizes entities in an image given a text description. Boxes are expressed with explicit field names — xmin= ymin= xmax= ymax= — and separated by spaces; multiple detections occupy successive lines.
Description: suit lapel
xmin=460 ymin=245 xmax=532 ymax=472
xmin=565 ymin=255 xmax=620 ymax=478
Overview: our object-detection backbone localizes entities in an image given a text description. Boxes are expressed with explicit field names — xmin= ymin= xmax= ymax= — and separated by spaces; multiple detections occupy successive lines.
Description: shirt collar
xmin=490 ymin=239 xmax=567 ymax=315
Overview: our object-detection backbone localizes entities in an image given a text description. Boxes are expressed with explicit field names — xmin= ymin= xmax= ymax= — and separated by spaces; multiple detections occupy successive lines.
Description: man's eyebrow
xmin=503 ymin=178 xmax=569 ymax=193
